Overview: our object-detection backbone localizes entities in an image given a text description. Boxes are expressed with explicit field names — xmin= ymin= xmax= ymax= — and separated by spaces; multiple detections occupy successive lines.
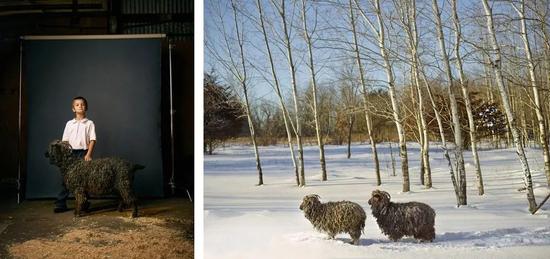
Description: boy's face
xmin=72 ymin=99 xmax=86 ymax=114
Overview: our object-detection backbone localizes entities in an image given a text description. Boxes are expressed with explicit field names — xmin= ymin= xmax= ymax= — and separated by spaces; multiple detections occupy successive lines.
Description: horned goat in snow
xmin=368 ymin=189 xmax=436 ymax=242
xmin=299 ymin=194 xmax=366 ymax=245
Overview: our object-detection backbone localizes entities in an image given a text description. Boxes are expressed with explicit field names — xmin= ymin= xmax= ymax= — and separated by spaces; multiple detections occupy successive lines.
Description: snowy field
xmin=204 ymin=143 xmax=550 ymax=259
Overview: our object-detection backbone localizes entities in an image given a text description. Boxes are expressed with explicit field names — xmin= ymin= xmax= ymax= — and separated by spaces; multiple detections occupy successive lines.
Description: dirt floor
xmin=0 ymin=196 xmax=194 ymax=259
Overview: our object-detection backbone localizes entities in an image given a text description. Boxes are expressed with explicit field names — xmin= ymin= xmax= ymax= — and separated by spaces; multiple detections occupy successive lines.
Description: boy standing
xmin=54 ymin=96 xmax=97 ymax=213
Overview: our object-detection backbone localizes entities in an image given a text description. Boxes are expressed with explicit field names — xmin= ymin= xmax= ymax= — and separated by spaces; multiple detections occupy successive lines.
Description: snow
xmin=204 ymin=143 xmax=550 ymax=259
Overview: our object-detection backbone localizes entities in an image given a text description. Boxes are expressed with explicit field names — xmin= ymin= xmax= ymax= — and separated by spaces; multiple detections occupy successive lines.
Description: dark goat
xmin=368 ymin=190 xmax=435 ymax=242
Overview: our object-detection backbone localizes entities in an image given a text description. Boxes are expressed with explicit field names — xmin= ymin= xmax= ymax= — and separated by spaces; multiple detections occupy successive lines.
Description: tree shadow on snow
xmin=338 ymin=226 xmax=550 ymax=249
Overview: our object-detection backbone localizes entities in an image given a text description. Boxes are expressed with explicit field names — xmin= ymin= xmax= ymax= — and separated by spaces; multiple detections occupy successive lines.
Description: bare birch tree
xmin=301 ymin=0 xmax=328 ymax=181
xmin=394 ymin=0 xmax=432 ymax=188
xmin=270 ymin=0 xmax=306 ymax=186
xmin=256 ymin=0 xmax=300 ymax=185
xmin=349 ymin=0 xmax=381 ymax=186
xmin=354 ymin=0 xmax=410 ymax=192
xmin=231 ymin=0 xmax=264 ymax=185
xmin=481 ymin=0 xmax=537 ymax=212
xmin=510 ymin=0 xmax=550 ymax=186
xmin=420 ymin=67 xmax=461 ymax=204
xmin=432 ymin=0 xmax=466 ymax=204
xmin=451 ymin=0 xmax=484 ymax=195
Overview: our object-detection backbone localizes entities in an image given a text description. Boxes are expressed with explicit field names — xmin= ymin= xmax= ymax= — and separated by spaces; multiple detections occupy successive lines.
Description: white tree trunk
xmin=301 ymin=0 xmax=327 ymax=181
xmin=451 ymin=0 xmax=484 ymax=195
xmin=377 ymin=0 xmax=409 ymax=192
xmin=231 ymin=0 xmax=263 ymax=185
xmin=272 ymin=0 xmax=306 ymax=186
xmin=412 ymin=82 xmax=425 ymax=186
xmin=511 ymin=0 xmax=550 ymax=186
xmin=390 ymin=141 xmax=396 ymax=177
xmin=349 ymin=0 xmax=380 ymax=185
xmin=482 ymin=52 xmax=500 ymax=148
xmin=256 ymin=0 xmax=299 ymax=185
xmin=421 ymin=67 xmax=461 ymax=204
xmin=356 ymin=0 xmax=409 ymax=191
xmin=481 ymin=0 xmax=537 ymax=212
xmin=432 ymin=0 xmax=466 ymax=204
xmin=396 ymin=0 xmax=431 ymax=188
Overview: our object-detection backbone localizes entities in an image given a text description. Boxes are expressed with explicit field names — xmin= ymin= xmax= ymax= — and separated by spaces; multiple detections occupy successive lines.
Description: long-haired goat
xmin=368 ymin=190 xmax=435 ymax=242
xmin=300 ymin=194 xmax=366 ymax=245
xmin=46 ymin=140 xmax=144 ymax=217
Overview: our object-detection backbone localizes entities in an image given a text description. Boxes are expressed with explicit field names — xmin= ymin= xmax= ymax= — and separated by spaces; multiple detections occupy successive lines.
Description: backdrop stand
xmin=17 ymin=38 xmax=23 ymax=204
xmin=168 ymin=39 xmax=192 ymax=202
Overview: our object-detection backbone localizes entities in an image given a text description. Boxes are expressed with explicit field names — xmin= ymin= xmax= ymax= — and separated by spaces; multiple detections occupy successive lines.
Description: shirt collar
xmin=71 ymin=118 xmax=88 ymax=124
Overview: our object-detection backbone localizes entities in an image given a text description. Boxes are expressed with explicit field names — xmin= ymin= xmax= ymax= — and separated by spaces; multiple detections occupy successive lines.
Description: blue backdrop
xmin=24 ymin=37 xmax=164 ymax=198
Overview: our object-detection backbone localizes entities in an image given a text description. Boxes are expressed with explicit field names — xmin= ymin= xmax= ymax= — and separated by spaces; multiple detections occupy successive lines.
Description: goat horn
xmin=61 ymin=141 xmax=72 ymax=151
xmin=381 ymin=190 xmax=391 ymax=200
xmin=307 ymin=194 xmax=320 ymax=200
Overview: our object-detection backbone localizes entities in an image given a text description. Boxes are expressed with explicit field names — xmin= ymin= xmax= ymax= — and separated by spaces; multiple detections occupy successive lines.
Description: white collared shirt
xmin=62 ymin=118 xmax=96 ymax=150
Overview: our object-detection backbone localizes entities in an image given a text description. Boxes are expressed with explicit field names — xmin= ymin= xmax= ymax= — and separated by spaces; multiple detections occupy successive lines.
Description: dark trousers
xmin=54 ymin=149 xmax=87 ymax=208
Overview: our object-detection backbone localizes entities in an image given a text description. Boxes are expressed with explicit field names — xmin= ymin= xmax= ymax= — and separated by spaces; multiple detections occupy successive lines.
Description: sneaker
xmin=53 ymin=207 xmax=69 ymax=213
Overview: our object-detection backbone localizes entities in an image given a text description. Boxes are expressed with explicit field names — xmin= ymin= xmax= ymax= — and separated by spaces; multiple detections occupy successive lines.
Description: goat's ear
xmin=45 ymin=152 xmax=49 ymax=158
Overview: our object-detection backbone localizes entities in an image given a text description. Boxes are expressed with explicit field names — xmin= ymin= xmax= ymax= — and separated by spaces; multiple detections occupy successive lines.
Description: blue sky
xmin=203 ymin=0 xmax=526 ymax=104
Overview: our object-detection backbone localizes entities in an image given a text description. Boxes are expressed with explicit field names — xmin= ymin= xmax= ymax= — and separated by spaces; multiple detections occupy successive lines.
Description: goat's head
xmin=45 ymin=139 xmax=73 ymax=166
xmin=368 ymin=189 xmax=391 ymax=208
xmin=299 ymin=194 xmax=321 ymax=211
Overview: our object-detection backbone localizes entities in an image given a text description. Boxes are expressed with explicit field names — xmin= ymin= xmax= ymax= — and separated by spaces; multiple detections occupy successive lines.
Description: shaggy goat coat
xmin=46 ymin=140 xmax=144 ymax=217
xmin=300 ymin=194 xmax=366 ymax=245
xmin=368 ymin=190 xmax=435 ymax=242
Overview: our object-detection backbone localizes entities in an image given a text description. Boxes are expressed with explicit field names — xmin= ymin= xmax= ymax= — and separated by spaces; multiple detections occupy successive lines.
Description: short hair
xmin=72 ymin=96 xmax=88 ymax=111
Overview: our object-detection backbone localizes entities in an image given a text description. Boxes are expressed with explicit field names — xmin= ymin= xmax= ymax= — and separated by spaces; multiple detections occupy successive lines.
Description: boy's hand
xmin=84 ymin=154 xmax=92 ymax=161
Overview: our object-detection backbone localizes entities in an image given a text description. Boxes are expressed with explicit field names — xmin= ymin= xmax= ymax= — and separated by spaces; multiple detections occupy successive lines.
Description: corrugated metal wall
xmin=121 ymin=0 xmax=193 ymax=14
xmin=120 ymin=0 xmax=193 ymax=41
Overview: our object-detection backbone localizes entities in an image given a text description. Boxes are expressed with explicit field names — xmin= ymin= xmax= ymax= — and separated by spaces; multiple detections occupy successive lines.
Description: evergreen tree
xmin=204 ymin=73 xmax=245 ymax=155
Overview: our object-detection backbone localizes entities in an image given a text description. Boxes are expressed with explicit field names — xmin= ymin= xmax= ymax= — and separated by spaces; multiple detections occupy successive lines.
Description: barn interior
xmin=0 ymin=0 xmax=194 ymax=202
xmin=0 ymin=1 xmax=194 ymax=258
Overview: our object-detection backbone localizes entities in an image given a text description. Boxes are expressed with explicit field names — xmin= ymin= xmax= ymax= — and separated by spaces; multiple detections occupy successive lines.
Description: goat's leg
xmin=80 ymin=191 xmax=90 ymax=212
xmin=350 ymin=230 xmax=361 ymax=245
xmin=116 ymin=192 xmax=124 ymax=212
xmin=117 ymin=199 xmax=124 ymax=212
xmin=129 ymin=190 xmax=138 ymax=218
xmin=119 ymin=188 xmax=138 ymax=218
xmin=131 ymin=200 xmax=138 ymax=218
xmin=74 ymin=188 xmax=85 ymax=217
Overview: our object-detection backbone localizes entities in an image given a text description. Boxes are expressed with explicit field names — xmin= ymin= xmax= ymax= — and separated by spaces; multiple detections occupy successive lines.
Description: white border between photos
xmin=194 ymin=0 xmax=204 ymax=258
